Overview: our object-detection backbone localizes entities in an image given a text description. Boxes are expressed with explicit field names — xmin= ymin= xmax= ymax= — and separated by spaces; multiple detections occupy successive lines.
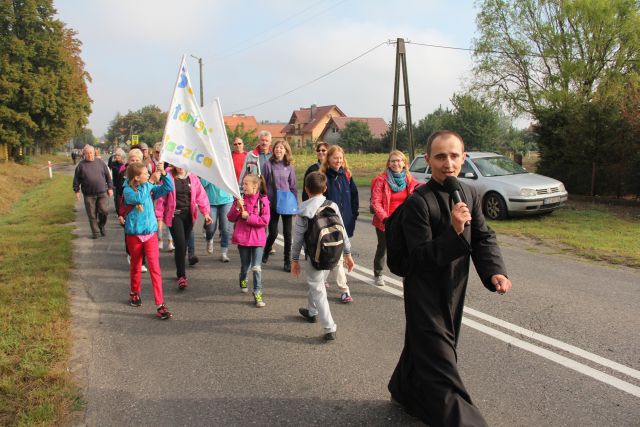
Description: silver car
xmin=408 ymin=152 xmax=568 ymax=220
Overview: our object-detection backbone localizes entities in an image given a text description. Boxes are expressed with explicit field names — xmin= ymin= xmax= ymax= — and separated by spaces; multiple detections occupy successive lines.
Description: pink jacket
xmin=155 ymin=172 xmax=210 ymax=227
xmin=370 ymin=172 xmax=420 ymax=232
xmin=227 ymin=193 xmax=270 ymax=247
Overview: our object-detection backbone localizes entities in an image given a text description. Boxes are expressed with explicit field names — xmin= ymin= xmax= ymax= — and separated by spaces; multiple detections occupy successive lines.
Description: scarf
xmin=387 ymin=169 xmax=407 ymax=192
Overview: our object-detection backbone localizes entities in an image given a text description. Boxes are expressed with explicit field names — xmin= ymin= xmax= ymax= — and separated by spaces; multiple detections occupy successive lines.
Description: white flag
xmin=160 ymin=56 xmax=241 ymax=198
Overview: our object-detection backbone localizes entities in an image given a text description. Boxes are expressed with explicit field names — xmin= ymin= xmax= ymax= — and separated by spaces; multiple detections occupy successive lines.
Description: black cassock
xmin=388 ymin=180 xmax=507 ymax=427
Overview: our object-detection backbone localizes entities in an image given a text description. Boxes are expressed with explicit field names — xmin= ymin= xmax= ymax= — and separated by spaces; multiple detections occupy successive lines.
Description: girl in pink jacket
xmin=227 ymin=174 xmax=270 ymax=307
xmin=155 ymin=166 xmax=212 ymax=290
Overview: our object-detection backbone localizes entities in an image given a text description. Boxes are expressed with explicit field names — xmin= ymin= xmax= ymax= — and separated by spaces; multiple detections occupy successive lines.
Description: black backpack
xmin=304 ymin=200 xmax=345 ymax=270
xmin=384 ymin=183 xmax=441 ymax=277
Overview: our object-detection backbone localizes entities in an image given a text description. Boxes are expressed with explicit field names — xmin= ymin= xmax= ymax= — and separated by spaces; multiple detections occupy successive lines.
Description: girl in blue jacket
xmin=123 ymin=162 xmax=174 ymax=319
xmin=321 ymin=145 xmax=359 ymax=303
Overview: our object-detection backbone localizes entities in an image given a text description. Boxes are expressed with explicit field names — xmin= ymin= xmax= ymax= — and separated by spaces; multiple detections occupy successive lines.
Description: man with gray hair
xmin=73 ymin=145 xmax=114 ymax=239
xmin=239 ymin=130 xmax=272 ymax=184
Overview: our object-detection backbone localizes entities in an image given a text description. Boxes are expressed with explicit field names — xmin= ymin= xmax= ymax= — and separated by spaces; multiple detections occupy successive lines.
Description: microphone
xmin=443 ymin=176 xmax=464 ymax=204
xmin=443 ymin=176 xmax=470 ymax=226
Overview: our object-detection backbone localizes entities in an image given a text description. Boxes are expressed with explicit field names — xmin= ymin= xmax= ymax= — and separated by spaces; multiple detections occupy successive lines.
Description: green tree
xmin=225 ymin=122 xmax=257 ymax=148
xmin=0 ymin=0 xmax=91 ymax=157
xmin=473 ymin=0 xmax=640 ymax=195
xmin=72 ymin=128 xmax=96 ymax=149
xmin=473 ymin=0 xmax=640 ymax=115
xmin=105 ymin=105 xmax=166 ymax=147
xmin=338 ymin=121 xmax=373 ymax=152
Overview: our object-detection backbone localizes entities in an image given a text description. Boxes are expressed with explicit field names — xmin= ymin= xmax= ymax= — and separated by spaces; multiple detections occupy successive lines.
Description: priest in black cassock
xmin=388 ymin=130 xmax=512 ymax=427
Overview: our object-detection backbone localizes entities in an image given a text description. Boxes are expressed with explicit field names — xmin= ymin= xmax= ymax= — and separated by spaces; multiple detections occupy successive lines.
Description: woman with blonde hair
xmin=320 ymin=145 xmax=358 ymax=303
xmin=262 ymin=140 xmax=298 ymax=272
xmin=370 ymin=150 xmax=420 ymax=286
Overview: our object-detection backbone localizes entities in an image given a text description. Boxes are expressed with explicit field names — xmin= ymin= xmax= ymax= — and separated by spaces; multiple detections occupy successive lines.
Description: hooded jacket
xmin=291 ymin=194 xmax=351 ymax=262
xmin=371 ymin=171 xmax=421 ymax=232
xmin=324 ymin=167 xmax=359 ymax=237
xmin=123 ymin=174 xmax=174 ymax=235
xmin=227 ymin=193 xmax=271 ymax=246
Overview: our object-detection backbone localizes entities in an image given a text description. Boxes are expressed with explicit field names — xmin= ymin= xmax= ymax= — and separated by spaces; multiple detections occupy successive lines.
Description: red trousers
xmin=126 ymin=234 xmax=164 ymax=305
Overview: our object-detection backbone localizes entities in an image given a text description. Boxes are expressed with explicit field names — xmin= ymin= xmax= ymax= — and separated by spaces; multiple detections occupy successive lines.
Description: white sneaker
xmin=206 ymin=239 xmax=214 ymax=254
xmin=167 ymin=241 xmax=175 ymax=252
xmin=221 ymin=251 xmax=230 ymax=263
xmin=141 ymin=265 xmax=148 ymax=273
xmin=158 ymin=239 xmax=164 ymax=250
xmin=374 ymin=276 xmax=385 ymax=287
xmin=127 ymin=255 xmax=131 ymax=265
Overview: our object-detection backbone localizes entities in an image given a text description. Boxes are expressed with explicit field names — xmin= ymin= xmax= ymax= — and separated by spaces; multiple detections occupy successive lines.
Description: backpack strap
xmin=413 ymin=182 xmax=442 ymax=236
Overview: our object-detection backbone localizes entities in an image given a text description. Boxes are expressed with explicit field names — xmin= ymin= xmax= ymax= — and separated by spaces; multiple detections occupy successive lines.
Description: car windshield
xmin=471 ymin=156 xmax=527 ymax=177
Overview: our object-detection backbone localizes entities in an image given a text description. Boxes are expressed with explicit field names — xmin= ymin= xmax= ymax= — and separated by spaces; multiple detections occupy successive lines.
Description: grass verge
xmin=0 ymin=161 xmax=79 ymax=425
xmin=489 ymin=202 xmax=640 ymax=268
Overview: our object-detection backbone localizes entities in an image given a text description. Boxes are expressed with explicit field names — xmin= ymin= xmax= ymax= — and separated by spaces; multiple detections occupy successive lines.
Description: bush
xmin=14 ymin=155 xmax=32 ymax=165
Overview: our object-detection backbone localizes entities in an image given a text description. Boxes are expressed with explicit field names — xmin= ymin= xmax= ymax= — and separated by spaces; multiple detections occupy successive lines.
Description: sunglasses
xmin=233 ymin=143 xmax=243 ymax=146
xmin=316 ymin=149 xmax=327 ymax=153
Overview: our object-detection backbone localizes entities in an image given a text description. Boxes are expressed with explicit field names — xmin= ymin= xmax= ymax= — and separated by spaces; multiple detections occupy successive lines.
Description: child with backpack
xmin=227 ymin=174 xmax=271 ymax=307
xmin=291 ymin=172 xmax=354 ymax=341
xmin=122 ymin=161 xmax=174 ymax=319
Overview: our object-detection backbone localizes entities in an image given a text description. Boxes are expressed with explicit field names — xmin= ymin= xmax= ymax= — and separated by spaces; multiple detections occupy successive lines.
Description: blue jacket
xmin=200 ymin=178 xmax=233 ymax=206
xmin=324 ymin=167 xmax=359 ymax=237
xmin=123 ymin=175 xmax=174 ymax=235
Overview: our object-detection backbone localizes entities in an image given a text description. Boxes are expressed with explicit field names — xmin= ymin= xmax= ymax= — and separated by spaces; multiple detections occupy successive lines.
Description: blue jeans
xmin=238 ymin=245 xmax=264 ymax=292
xmin=205 ymin=203 xmax=232 ymax=248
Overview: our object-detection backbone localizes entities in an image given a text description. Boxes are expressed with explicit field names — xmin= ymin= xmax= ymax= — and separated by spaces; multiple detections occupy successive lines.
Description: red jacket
xmin=232 ymin=150 xmax=248 ymax=182
xmin=370 ymin=172 xmax=420 ymax=232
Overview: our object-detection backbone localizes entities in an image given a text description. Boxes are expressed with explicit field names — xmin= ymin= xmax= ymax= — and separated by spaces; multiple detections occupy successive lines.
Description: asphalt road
xmin=69 ymin=181 xmax=640 ymax=426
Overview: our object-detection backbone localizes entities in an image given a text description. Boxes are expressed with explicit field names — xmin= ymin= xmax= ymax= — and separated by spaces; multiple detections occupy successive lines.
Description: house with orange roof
xmin=282 ymin=104 xmax=346 ymax=148
xmin=224 ymin=114 xmax=259 ymax=137
xmin=319 ymin=117 xmax=389 ymax=145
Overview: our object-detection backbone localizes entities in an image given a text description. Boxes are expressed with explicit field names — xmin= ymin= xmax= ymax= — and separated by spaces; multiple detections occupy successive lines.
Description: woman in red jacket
xmin=370 ymin=150 xmax=420 ymax=286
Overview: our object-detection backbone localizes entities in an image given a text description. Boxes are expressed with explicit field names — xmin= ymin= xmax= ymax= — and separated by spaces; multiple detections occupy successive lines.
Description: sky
xmin=54 ymin=0 xmax=480 ymax=138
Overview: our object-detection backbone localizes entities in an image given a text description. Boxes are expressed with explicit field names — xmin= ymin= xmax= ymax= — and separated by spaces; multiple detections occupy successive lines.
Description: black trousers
xmin=264 ymin=212 xmax=293 ymax=262
xmin=374 ymin=228 xmax=386 ymax=277
xmin=169 ymin=210 xmax=193 ymax=279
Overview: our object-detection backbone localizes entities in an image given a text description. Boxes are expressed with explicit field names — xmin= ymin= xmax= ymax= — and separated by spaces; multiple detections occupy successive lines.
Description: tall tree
xmin=0 ymin=0 xmax=91 ymax=156
xmin=105 ymin=105 xmax=166 ymax=147
xmin=473 ymin=0 xmax=640 ymax=115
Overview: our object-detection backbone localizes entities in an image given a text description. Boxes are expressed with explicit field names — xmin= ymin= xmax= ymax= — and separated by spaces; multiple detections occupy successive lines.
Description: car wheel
xmin=483 ymin=192 xmax=508 ymax=220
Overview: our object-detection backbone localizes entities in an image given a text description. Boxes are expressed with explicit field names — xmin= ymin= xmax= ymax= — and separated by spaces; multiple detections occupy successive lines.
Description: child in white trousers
xmin=291 ymin=172 xmax=355 ymax=341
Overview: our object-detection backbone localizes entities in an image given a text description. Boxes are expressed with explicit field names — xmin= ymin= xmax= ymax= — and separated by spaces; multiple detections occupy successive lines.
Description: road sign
xmin=132 ymin=135 xmax=139 ymax=145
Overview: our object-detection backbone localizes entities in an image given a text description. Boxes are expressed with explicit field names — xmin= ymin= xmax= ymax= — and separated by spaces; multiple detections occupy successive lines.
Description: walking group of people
xmin=73 ymin=129 xmax=513 ymax=426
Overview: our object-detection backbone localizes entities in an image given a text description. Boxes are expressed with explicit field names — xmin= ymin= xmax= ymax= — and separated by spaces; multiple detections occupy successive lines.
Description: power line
xmin=406 ymin=40 xmax=639 ymax=63
xmin=206 ymin=0 xmax=349 ymax=64
xmin=209 ymin=0 xmax=331 ymax=60
xmin=232 ymin=41 xmax=389 ymax=114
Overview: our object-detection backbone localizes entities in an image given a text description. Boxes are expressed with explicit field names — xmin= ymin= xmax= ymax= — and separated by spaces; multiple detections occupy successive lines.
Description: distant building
xmin=320 ymin=117 xmax=389 ymax=145
xmin=282 ymin=104 xmax=347 ymax=148
xmin=224 ymin=114 xmax=259 ymax=137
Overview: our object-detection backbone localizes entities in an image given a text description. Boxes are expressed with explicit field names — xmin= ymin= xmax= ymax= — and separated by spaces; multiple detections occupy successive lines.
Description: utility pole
xmin=390 ymin=38 xmax=415 ymax=161
xmin=191 ymin=55 xmax=204 ymax=107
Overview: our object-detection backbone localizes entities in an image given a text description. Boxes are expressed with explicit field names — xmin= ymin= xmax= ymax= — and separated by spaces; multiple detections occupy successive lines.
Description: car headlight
xmin=558 ymin=183 xmax=566 ymax=193
xmin=520 ymin=188 xmax=537 ymax=197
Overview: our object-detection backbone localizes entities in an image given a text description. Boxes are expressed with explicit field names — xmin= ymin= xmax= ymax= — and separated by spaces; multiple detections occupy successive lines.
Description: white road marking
xmin=463 ymin=317 xmax=640 ymax=398
xmin=275 ymin=234 xmax=640 ymax=397
xmin=463 ymin=307 xmax=640 ymax=381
